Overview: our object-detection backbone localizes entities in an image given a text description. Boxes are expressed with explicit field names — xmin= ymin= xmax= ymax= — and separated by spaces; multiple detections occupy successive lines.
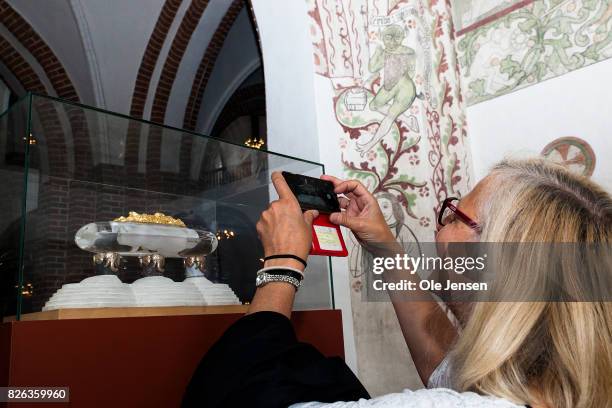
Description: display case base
xmin=0 ymin=310 xmax=344 ymax=408
xmin=3 ymin=305 xmax=249 ymax=322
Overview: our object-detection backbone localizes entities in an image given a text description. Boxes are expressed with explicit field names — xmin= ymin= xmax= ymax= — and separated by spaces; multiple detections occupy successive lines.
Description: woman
xmin=183 ymin=159 xmax=611 ymax=407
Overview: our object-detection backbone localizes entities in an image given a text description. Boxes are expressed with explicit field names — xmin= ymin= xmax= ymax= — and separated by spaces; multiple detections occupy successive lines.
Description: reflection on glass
xmin=0 ymin=94 xmax=333 ymax=320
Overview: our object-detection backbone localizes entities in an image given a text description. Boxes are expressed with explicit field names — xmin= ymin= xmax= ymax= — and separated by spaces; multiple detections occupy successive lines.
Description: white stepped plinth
xmin=43 ymin=275 xmax=241 ymax=310
xmin=43 ymin=275 xmax=135 ymax=310
xmin=185 ymin=277 xmax=241 ymax=305
xmin=131 ymin=276 xmax=205 ymax=307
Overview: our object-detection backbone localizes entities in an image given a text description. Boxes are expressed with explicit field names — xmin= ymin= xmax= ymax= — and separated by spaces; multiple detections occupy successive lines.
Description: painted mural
xmin=541 ymin=136 xmax=597 ymax=176
xmin=457 ymin=0 xmax=612 ymax=105
xmin=453 ymin=0 xmax=528 ymax=33
xmin=306 ymin=0 xmax=472 ymax=395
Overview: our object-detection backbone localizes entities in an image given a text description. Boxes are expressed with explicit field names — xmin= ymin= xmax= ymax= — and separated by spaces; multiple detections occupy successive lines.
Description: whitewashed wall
xmin=467 ymin=57 xmax=612 ymax=192
xmin=251 ymin=0 xmax=358 ymax=374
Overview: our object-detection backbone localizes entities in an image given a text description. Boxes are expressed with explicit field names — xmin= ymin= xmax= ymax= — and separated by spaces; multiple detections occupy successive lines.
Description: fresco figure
xmin=350 ymin=191 xmax=421 ymax=280
xmin=357 ymin=25 xmax=421 ymax=156
xmin=377 ymin=192 xmax=421 ymax=250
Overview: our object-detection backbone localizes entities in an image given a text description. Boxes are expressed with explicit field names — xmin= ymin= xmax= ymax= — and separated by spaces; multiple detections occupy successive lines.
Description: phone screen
xmin=282 ymin=172 xmax=340 ymax=214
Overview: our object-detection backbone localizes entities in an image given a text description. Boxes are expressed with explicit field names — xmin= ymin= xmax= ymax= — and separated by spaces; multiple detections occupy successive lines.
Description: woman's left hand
xmin=256 ymin=172 xmax=319 ymax=271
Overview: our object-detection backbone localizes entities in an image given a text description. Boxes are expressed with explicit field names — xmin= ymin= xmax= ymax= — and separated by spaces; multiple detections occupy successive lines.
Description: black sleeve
xmin=182 ymin=311 xmax=370 ymax=408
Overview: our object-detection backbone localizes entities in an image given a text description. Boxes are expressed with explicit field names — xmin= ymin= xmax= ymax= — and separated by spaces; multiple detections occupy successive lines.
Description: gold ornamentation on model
xmin=113 ymin=211 xmax=186 ymax=227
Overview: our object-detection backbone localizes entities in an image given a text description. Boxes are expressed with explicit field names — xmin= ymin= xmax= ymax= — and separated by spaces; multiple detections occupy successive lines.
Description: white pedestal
xmin=185 ymin=277 xmax=241 ymax=305
xmin=43 ymin=275 xmax=135 ymax=310
xmin=131 ymin=276 xmax=205 ymax=307
xmin=43 ymin=275 xmax=241 ymax=310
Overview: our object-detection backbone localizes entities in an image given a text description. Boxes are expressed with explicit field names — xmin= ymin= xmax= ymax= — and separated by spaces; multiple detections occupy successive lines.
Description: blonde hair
xmin=450 ymin=158 xmax=612 ymax=408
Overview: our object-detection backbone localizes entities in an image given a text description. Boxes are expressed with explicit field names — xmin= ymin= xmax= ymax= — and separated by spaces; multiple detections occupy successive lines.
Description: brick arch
xmin=0 ymin=36 xmax=65 ymax=175
xmin=0 ymin=2 xmax=106 ymax=312
xmin=0 ymin=1 xmax=79 ymax=102
xmin=178 ymin=0 xmax=244 ymax=178
xmin=0 ymin=35 xmax=78 ymax=312
xmin=182 ymin=0 xmax=244 ymax=132
xmin=129 ymin=0 xmax=183 ymax=119
xmin=0 ymin=38 xmax=47 ymax=95
xmin=0 ymin=0 xmax=93 ymax=177
xmin=146 ymin=0 xmax=210 ymax=176
xmin=149 ymin=0 xmax=210 ymax=126
xmin=125 ymin=0 xmax=182 ymax=171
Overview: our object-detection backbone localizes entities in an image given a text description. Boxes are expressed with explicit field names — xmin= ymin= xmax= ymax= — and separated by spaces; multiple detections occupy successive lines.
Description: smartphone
xmin=282 ymin=172 xmax=348 ymax=257
xmin=281 ymin=171 xmax=340 ymax=214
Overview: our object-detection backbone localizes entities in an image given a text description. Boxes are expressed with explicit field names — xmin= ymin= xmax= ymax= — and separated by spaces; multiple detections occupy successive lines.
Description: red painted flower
xmin=419 ymin=216 xmax=431 ymax=227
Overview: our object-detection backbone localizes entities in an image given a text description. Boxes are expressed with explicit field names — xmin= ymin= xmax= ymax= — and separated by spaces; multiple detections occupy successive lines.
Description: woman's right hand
xmin=320 ymin=175 xmax=396 ymax=252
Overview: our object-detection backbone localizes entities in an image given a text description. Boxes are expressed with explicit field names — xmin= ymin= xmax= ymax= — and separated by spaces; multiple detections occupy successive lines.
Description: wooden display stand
xmin=3 ymin=305 xmax=250 ymax=322
xmin=0 ymin=309 xmax=344 ymax=407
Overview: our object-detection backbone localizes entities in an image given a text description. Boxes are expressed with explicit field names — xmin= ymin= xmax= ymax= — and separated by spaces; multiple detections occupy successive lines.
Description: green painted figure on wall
xmin=357 ymin=24 xmax=421 ymax=156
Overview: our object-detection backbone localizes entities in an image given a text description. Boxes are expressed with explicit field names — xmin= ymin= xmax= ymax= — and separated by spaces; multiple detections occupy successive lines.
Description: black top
xmin=182 ymin=311 xmax=533 ymax=407
xmin=182 ymin=311 xmax=369 ymax=408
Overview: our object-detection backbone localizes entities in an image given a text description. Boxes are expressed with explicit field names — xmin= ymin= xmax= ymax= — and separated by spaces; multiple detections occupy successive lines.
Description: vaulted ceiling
xmin=0 ymin=0 xmax=262 ymax=135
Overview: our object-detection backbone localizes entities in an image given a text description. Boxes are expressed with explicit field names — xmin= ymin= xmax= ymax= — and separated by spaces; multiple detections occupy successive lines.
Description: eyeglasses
xmin=437 ymin=197 xmax=481 ymax=232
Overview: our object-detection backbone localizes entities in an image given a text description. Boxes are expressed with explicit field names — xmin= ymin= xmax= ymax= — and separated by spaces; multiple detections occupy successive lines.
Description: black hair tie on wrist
xmin=264 ymin=254 xmax=307 ymax=268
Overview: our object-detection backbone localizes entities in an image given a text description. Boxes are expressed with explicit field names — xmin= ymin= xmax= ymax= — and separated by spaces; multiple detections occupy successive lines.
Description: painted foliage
xmin=306 ymin=0 xmax=472 ymax=394
xmin=308 ymin=0 xmax=471 ymax=238
xmin=458 ymin=0 xmax=612 ymax=105
xmin=452 ymin=0 xmax=531 ymax=33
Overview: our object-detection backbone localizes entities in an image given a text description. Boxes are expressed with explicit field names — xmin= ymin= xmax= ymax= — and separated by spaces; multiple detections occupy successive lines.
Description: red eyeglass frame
xmin=438 ymin=197 xmax=481 ymax=232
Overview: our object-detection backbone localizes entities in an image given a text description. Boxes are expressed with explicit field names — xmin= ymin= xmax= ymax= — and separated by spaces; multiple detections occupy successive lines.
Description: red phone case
xmin=310 ymin=213 xmax=348 ymax=257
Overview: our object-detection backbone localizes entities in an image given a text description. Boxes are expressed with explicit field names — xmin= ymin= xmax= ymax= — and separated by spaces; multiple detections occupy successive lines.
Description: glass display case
xmin=0 ymin=93 xmax=334 ymax=320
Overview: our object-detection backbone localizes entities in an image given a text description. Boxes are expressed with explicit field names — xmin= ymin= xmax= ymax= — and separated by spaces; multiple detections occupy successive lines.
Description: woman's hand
xmin=250 ymin=172 xmax=318 ymax=318
xmin=321 ymin=175 xmax=396 ymax=253
xmin=256 ymin=172 xmax=319 ymax=271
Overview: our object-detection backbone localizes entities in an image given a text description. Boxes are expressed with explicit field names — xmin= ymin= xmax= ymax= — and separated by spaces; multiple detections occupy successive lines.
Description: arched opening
xmin=0 ymin=0 xmax=270 ymax=313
